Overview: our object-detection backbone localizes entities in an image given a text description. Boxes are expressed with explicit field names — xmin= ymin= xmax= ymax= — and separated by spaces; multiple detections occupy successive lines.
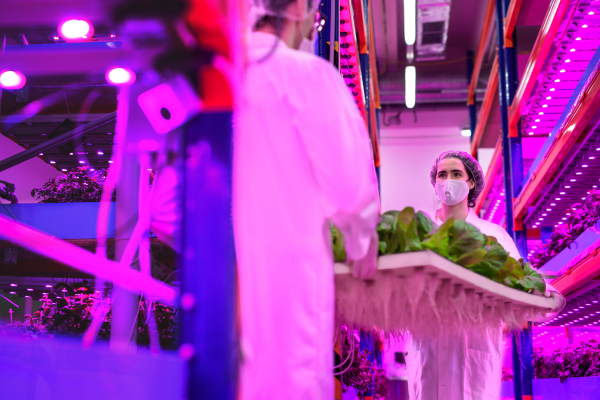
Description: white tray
xmin=334 ymin=250 xmax=560 ymax=335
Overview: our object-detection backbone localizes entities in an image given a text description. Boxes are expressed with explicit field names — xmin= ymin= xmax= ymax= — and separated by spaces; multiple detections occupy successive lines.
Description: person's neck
xmin=255 ymin=22 xmax=302 ymax=49
xmin=439 ymin=199 xmax=470 ymax=222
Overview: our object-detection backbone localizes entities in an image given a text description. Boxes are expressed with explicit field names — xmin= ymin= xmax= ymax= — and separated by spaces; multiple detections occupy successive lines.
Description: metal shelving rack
xmin=471 ymin=0 xmax=600 ymax=398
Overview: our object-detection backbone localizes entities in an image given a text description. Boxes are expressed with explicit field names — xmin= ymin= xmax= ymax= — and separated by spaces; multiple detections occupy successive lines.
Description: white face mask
xmin=435 ymin=180 xmax=470 ymax=206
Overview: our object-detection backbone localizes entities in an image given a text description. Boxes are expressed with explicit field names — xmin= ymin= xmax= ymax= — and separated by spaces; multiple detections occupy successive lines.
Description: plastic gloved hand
xmin=350 ymin=232 xmax=379 ymax=280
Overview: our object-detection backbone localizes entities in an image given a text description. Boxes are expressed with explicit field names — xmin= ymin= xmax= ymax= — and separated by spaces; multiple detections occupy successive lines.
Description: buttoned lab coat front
xmin=406 ymin=209 xmax=560 ymax=400
xmin=234 ymin=32 xmax=380 ymax=400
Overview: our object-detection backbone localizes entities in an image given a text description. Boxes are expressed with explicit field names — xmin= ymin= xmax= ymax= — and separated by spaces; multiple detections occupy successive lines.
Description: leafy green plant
xmin=0 ymin=291 xmax=179 ymax=350
xmin=534 ymin=340 xmax=600 ymax=382
xmin=333 ymin=207 xmax=553 ymax=294
xmin=31 ymin=167 xmax=114 ymax=203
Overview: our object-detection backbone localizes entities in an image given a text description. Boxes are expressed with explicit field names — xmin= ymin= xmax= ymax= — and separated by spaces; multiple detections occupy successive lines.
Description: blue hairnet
xmin=430 ymin=150 xmax=485 ymax=207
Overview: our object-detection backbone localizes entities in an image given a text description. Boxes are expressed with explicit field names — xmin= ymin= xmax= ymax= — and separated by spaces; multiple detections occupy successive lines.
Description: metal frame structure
xmin=472 ymin=0 xmax=600 ymax=397
xmin=0 ymin=1 xmax=237 ymax=399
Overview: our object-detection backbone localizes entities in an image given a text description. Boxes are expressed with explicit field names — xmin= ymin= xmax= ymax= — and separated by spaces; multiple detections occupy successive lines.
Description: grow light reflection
xmin=560 ymin=69 xmax=566 ymax=73
xmin=10 ymin=284 xmax=17 ymax=287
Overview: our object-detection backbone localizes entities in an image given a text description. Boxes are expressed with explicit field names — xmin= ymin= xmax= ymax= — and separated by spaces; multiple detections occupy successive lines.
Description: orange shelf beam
xmin=552 ymin=250 xmax=600 ymax=295
xmin=507 ymin=0 xmax=570 ymax=138
xmin=503 ymin=0 xmax=524 ymax=48
xmin=470 ymin=57 xmax=498 ymax=157
xmin=514 ymin=64 xmax=600 ymax=223
xmin=474 ymin=139 xmax=502 ymax=215
xmin=467 ymin=0 xmax=495 ymax=106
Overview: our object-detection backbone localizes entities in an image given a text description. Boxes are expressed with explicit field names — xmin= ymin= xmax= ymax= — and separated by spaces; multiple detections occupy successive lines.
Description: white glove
xmin=350 ymin=232 xmax=379 ymax=280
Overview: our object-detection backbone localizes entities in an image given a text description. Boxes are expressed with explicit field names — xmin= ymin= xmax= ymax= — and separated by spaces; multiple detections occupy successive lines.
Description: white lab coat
xmin=234 ymin=32 xmax=379 ymax=400
xmin=406 ymin=209 xmax=522 ymax=400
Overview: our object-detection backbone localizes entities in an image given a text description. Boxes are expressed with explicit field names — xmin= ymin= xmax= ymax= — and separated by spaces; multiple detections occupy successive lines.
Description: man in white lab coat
xmin=406 ymin=150 xmax=564 ymax=400
xmin=233 ymin=0 xmax=380 ymax=398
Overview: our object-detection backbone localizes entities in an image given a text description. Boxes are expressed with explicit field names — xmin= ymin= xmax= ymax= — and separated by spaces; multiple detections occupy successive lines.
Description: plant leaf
xmin=446 ymin=220 xmax=486 ymax=260
xmin=415 ymin=211 xmax=435 ymax=241
xmin=422 ymin=217 xmax=453 ymax=258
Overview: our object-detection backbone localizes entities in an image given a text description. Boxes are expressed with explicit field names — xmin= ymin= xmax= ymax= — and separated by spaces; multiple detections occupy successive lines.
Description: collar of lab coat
xmin=434 ymin=208 xmax=479 ymax=225
xmin=250 ymin=31 xmax=287 ymax=49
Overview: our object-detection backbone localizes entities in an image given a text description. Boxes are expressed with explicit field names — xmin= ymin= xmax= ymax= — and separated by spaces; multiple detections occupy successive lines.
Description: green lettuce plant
xmin=332 ymin=207 xmax=553 ymax=294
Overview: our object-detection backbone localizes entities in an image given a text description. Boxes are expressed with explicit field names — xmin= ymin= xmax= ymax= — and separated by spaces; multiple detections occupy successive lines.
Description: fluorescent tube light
xmin=404 ymin=0 xmax=416 ymax=45
xmin=405 ymin=66 xmax=416 ymax=109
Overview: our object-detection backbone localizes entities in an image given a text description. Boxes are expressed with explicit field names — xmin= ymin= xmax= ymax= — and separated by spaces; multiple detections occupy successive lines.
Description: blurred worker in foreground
xmin=233 ymin=0 xmax=380 ymax=398
xmin=406 ymin=150 xmax=564 ymax=400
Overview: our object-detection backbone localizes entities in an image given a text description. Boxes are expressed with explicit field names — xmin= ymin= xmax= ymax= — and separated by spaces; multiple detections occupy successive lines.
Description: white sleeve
xmin=499 ymin=229 xmax=521 ymax=261
xmin=292 ymin=59 xmax=380 ymax=261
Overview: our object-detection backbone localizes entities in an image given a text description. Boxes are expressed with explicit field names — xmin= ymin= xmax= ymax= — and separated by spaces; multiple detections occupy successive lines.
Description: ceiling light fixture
xmin=405 ymin=66 xmax=416 ymax=109
xmin=403 ymin=0 xmax=416 ymax=46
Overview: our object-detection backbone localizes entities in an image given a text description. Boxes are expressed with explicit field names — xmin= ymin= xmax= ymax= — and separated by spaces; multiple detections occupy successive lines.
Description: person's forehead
xmin=437 ymin=158 xmax=465 ymax=171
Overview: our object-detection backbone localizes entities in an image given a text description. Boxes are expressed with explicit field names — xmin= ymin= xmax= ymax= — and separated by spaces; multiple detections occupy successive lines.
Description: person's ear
xmin=468 ymin=179 xmax=475 ymax=190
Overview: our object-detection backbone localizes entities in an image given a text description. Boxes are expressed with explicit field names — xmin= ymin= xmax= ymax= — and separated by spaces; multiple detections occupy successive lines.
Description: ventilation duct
xmin=416 ymin=0 xmax=451 ymax=61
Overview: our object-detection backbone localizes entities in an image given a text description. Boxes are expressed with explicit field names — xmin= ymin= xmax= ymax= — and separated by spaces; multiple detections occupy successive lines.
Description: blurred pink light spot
xmin=0 ymin=71 xmax=26 ymax=89
xmin=59 ymin=19 xmax=93 ymax=41
xmin=106 ymin=67 xmax=136 ymax=86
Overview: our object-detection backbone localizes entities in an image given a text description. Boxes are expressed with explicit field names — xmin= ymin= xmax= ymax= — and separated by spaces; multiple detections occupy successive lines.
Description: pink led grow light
xmin=58 ymin=19 xmax=94 ymax=42
xmin=338 ymin=0 xmax=366 ymax=121
xmin=0 ymin=71 xmax=26 ymax=89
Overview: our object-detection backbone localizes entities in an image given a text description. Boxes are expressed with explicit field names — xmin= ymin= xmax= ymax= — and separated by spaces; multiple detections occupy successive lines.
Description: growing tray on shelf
xmin=334 ymin=250 xmax=560 ymax=337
